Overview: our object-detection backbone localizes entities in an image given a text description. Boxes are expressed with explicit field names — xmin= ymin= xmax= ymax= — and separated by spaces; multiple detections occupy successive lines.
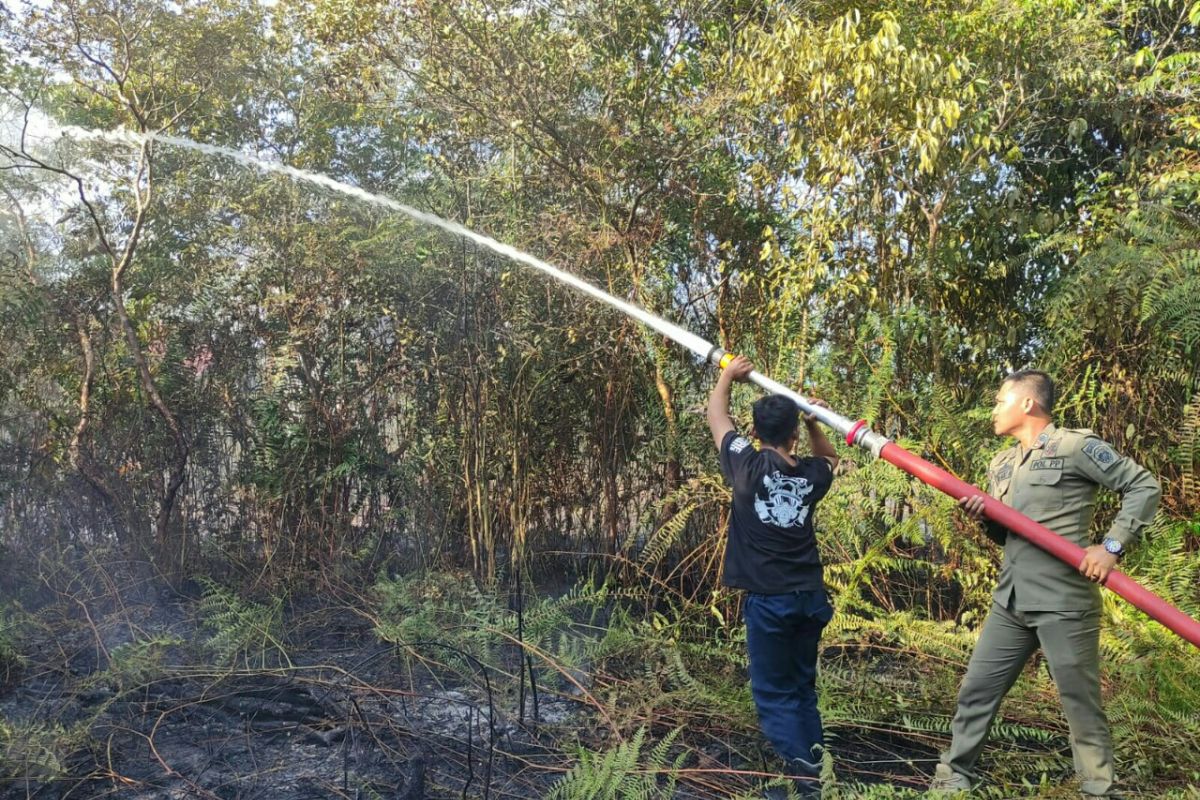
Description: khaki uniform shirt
xmin=984 ymin=423 xmax=1161 ymax=611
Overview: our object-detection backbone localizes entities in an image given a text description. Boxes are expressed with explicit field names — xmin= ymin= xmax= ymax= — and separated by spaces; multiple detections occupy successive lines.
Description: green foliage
xmin=105 ymin=634 xmax=184 ymax=690
xmin=582 ymin=591 xmax=753 ymax=726
xmin=1 ymin=0 xmax=1199 ymax=794
xmin=197 ymin=578 xmax=290 ymax=669
xmin=0 ymin=602 xmax=27 ymax=686
xmin=373 ymin=571 xmax=501 ymax=666
xmin=1043 ymin=201 xmax=1200 ymax=510
xmin=0 ymin=718 xmax=92 ymax=781
xmin=818 ymin=449 xmax=997 ymax=628
xmin=500 ymin=578 xmax=621 ymax=663
xmin=547 ymin=727 xmax=687 ymax=800
xmin=632 ymin=474 xmax=729 ymax=567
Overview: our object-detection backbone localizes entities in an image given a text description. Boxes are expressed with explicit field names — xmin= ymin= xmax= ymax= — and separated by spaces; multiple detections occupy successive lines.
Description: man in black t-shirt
xmin=707 ymin=355 xmax=839 ymax=777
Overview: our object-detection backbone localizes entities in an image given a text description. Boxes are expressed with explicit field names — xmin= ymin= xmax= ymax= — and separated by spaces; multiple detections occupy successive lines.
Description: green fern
xmin=632 ymin=474 xmax=729 ymax=567
xmin=373 ymin=571 xmax=501 ymax=668
xmin=547 ymin=727 xmax=686 ymax=800
xmin=1178 ymin=395 xmax=1199 ymax=514
xmin=105 ymin=635 xmax=184 ymax=689
xmin=0 ymin=602 xmax=28 ymax=686
xmin=197 ymin=578 xmax=290 ymax=669
xmin=0 ymin=719 xmax=92 ymax=781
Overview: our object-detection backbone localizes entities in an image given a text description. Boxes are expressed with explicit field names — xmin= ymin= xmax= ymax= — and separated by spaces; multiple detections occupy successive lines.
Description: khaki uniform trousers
xmin=943 ymin=600 xmax=1114 ymax=796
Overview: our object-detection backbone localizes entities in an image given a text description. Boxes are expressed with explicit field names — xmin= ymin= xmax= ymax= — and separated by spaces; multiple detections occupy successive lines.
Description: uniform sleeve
xmin=718 ymin=430 xmax=755 ymax=483
xmin=1073 ymin=435 xmax=1161 ymax=551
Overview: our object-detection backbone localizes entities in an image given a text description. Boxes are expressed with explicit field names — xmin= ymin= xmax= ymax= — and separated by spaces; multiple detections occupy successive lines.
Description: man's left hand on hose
xmin=1078 ymin=545 xmax=1118 ymax=583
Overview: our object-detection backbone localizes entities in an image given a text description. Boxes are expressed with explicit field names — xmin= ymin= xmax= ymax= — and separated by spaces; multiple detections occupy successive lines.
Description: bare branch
xmin=0 ymin=113 xmax=118 ymax=259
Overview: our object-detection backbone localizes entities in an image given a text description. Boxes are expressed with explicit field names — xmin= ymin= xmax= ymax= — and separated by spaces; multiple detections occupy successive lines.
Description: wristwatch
xmin=1102 ymin=537 xmax=1124 ymax=558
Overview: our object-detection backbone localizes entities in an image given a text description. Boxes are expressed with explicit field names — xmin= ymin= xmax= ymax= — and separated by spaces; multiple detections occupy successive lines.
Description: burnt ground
xmin=0 ymin=576 xmax=946 ymax=800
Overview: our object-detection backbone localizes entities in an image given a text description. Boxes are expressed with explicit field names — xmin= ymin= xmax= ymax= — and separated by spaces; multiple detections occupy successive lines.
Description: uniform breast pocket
xmin=991 ymin=478 xmax=1011 ymax=501
xmin=1025 ymin=468 xmax=1064 ymax=510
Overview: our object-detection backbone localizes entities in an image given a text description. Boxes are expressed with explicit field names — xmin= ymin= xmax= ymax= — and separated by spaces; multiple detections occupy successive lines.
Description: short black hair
xmin=1003 ymin=369 xmax=1056 ymax=415
xmin=752 ymin=394 xmax=800 ymax=447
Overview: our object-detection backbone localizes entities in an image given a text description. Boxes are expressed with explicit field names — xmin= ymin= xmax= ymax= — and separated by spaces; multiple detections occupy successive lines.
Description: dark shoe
xmin=790 ymin=753 xmax=822 ymax=797
xmin=790 ymin=755 xmax=821 ymax=777
xmin=793 ymin=776 xmax=821 ymax=798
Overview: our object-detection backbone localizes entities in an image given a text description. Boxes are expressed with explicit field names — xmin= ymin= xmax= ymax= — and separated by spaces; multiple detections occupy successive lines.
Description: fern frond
xmin=547 ymin=727 xmax=686 ymax=800
xmin=197 ymin=578 xmax=290 ymax=670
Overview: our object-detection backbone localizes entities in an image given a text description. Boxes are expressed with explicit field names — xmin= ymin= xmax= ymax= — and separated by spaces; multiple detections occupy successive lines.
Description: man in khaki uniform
xmin=929 ymin=370 xmax=1160 ymax=797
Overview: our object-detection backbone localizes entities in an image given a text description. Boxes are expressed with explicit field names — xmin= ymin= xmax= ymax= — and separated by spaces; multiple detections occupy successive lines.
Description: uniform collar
xmin=1001 ymin=422 xmax=1057 ymax=464
xmin=1008 ymin=422 xmax=1056 ymax=465
xmin=1032 ymin=422 xmax=1057 ymax=451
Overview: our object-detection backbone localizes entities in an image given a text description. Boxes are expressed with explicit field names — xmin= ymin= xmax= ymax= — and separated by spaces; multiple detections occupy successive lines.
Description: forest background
xmin=0 ymin=0 xmax=1197 ymax=797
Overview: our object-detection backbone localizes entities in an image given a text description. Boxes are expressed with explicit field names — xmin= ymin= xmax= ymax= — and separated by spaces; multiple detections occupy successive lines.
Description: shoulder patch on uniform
xmin=729 ymin=436 xmax=752 ymax=454
xmin=1030 ymin=457 xmax=1063 ymax=471
xmin=1081 ymin=438 xmax=1119 ymax=472
xmin=995 ymin=463 xmax=1013 ymax=481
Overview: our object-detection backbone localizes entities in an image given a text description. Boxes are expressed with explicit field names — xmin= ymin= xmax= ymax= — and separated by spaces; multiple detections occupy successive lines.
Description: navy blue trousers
xmin=744 ymin=589 xmax=833 ymax=762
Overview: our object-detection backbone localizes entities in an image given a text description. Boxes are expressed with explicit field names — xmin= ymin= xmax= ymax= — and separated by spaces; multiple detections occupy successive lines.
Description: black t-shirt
xmin=718 ymin=430 xmax=834 ymax=594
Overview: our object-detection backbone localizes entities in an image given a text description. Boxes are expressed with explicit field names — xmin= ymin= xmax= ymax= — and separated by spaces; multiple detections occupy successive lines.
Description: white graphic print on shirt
xmin=754 ymin=471 xmax=814 ymax=527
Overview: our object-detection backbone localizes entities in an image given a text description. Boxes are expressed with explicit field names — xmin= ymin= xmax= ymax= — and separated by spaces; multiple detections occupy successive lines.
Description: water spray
xmin=45 ymin=124 xmax=1200 ymax=650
